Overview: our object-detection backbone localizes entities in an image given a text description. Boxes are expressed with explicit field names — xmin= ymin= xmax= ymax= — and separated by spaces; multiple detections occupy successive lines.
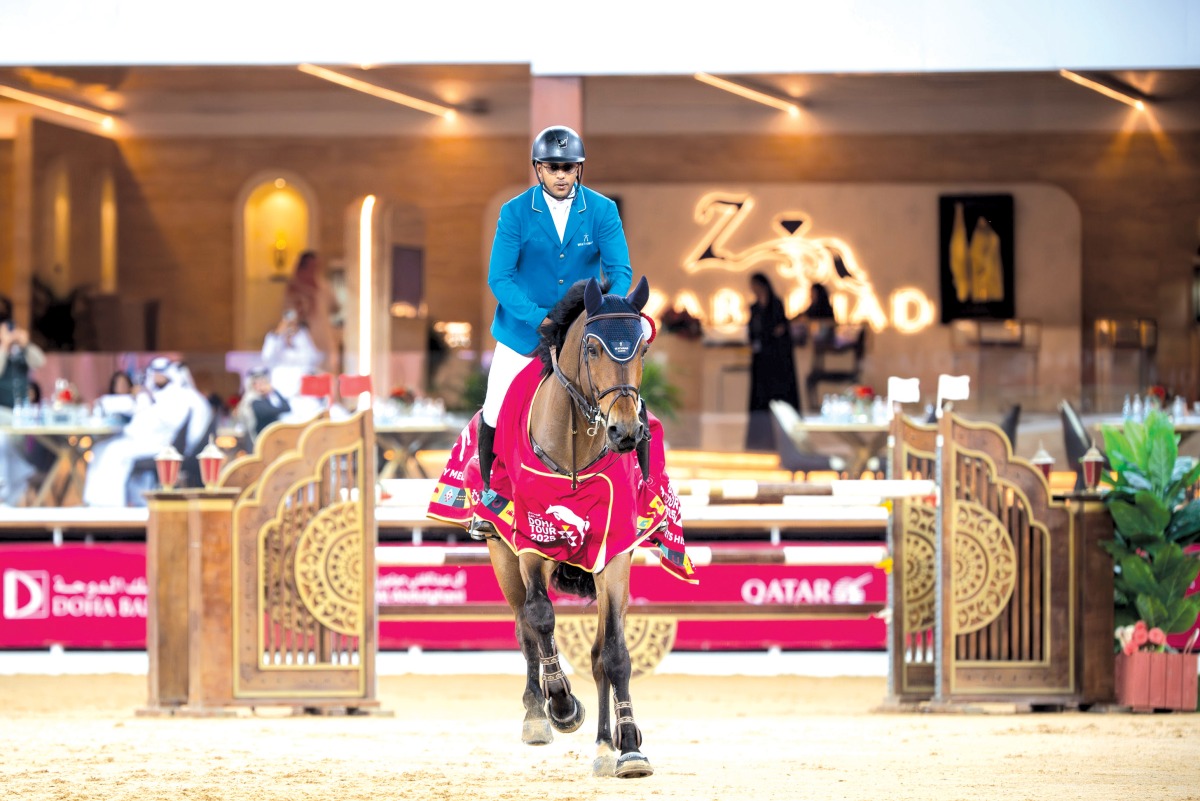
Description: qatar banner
xmin=0 ymin=544 xmax=148 ymax=649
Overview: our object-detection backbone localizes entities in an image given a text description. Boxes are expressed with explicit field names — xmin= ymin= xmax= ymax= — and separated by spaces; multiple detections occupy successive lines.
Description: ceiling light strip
xmin=1059 ymin=69 xmax=1146 ymax=111
xmin=0 ymin=83 xmax=115 ymax=129
xmin=298 ymin=64 xmax=456 ymax=119
xmin=694 ymin=73 xmax=801 ymax=117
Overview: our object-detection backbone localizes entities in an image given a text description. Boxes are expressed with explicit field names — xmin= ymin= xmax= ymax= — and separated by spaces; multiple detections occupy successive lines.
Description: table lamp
xmin=155 ymin=445 xmax=183 ymax=490
xmin=197 ymin=437 xmax=225 ymax=491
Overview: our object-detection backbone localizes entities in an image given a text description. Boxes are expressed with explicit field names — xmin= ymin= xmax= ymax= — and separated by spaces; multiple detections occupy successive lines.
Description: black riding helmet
xmin=531 ymin=125 xmax=585 ymax=194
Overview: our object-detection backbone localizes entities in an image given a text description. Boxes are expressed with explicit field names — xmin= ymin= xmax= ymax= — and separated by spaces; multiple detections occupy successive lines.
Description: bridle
xmin=544 ymin=308 xmax=646 ymax=488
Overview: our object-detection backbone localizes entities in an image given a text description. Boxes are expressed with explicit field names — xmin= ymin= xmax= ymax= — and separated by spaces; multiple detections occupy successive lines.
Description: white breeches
xmin=481 ymin=342 xmax=535 ymax=427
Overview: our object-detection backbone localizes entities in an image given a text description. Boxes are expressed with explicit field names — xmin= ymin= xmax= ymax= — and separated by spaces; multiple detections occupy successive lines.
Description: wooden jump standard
xmin=141 ymin=411 xmax=382 ymax=716
xmin=887 ymin=410 xmax=1115 ymax=710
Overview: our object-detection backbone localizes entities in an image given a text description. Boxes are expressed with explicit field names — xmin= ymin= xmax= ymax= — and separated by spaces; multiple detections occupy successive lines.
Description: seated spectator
xmin=84 ymin=357 xmax=193 ymax=507
xmin=238 ymin=367 xmax=291 ymax=439
xmin=262 ymin=307 xmax=325 ymax=423
xmin=0 ymin=315 xmax=46 ymax=505
xmin=95 ymin=370 xmax=140 ymax=423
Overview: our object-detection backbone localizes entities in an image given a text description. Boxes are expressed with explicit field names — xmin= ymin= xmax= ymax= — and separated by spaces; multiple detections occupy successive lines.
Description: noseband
xmin=546 ymin=309 xmax=645 ymax=488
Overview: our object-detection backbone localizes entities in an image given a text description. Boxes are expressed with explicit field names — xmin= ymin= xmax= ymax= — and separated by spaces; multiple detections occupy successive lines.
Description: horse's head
xmin=540 ymin=276 xmax=651 ymax=455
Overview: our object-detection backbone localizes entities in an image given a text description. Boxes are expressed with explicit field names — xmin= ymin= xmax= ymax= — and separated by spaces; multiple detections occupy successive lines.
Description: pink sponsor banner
xmin=0 ymin=544 xmax=149 ymax=648
xmin=374 ymin=552 xmax=887 ymax=651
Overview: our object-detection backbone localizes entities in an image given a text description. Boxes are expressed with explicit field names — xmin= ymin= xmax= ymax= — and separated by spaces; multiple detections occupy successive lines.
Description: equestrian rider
xmin=478 ymin=125 xmax=632 ymax=491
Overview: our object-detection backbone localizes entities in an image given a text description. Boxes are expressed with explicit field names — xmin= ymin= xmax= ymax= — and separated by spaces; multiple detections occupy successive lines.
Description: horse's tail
xmin=550 ymin=563 xmax=597 ymax=600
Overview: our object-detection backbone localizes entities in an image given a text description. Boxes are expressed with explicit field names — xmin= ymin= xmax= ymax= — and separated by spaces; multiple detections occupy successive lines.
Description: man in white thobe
xmin=261 ymin=309 xmax=325 ymax=424
xmin=83 ymin=357 xmax=192 ymax=507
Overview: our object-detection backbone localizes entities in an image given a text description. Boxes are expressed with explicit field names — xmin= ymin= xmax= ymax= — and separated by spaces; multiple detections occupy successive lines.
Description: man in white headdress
xmin=83 ymin=356 xmax=193 ymax=507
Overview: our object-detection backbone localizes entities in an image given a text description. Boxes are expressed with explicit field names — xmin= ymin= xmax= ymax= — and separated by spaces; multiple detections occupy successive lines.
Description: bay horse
xmin=485 ymin=276 xmax=656 ymax=778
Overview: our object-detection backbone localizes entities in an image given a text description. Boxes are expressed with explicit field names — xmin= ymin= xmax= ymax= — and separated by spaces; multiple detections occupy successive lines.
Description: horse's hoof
xmin=521 ymin=718 xmax=553 ymax=746
xmin=550 ymin=695 xmax=585 ymax=733
xmin=592 ymin=747 xmax=617 ymax=777
xmin=615 ymin=751 xmax=653 ymax=779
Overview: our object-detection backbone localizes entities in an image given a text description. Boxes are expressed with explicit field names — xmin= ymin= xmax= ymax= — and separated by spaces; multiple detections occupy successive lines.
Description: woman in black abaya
xmin=745 ymin=272 xmax=800 ymax=451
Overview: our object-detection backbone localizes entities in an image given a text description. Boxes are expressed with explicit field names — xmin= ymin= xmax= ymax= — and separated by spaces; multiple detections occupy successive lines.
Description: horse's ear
xmin=626 ymin=276 xmax=650 ymax=312
xmin=584 ymin=278 xmax=603 ymax=316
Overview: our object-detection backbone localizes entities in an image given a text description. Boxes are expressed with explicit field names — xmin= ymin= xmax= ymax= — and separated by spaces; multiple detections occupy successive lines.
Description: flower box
xmin=1114 ymin=651 xmax=1198 ymax=712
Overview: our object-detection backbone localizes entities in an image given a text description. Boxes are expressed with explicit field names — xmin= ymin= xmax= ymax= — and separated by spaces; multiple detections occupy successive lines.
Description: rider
xmin=478 ymin=125 xmax=632 ymax=493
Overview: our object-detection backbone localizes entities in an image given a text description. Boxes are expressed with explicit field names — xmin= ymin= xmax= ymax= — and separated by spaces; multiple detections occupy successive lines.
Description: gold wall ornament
xmin=555 ymin=615 xmax=678 ymax=679
xmin=903 ymin=504 xmax=938 ymax=632
xmin=295 ymin=501 xmax=364 ymax=637
xmin=949 ymin=500 xmax=1018 ymax=634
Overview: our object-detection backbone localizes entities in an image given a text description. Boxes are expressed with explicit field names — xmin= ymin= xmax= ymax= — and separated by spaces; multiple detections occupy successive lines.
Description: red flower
xmin=853 ymin=385 xmax=876 ymax=400
xmin=1147 ymin=385 xmax=1167 ymax=401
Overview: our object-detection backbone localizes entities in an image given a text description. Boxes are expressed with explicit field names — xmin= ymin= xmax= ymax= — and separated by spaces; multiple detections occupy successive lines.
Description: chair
xmin=804 ymin=324 xmax=866 ymax=411
xmin=886 ymin=376 xmax=921 ymax=420
xmin=935 ymin=374 xmax=970 ymax=415
xmin=768 ymin=400 xmax=847 ymax=479
xmin=1059 ymin=399 xmax=1098 ymax=490
xmin=998 ymin=403 xmax=1021 ymax=450
xmin=126 ymin=411 xmax=191 ymax=506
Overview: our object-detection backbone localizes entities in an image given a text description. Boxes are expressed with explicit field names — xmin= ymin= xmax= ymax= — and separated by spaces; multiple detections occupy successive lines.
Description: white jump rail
xmin=0 ymin=479 xmax=931 ymax=546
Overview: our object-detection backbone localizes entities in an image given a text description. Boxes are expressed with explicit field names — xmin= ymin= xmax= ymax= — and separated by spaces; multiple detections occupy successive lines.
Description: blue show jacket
xmin=488 ymin=184 xmax=632 ymax=355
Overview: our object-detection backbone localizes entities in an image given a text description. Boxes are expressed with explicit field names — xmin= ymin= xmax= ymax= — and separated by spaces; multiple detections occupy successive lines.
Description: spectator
xmin=83 ymin=357 xmax=192 ymax=507
xmin=96 ymin=370 xmax=140 ymax=423
xmin=283 ymin=251 xmax=339 ymax=371
xmin=261 ymin=307 xmax=324 ymax=423
xmin=238 ymin=366 xmax=291 ymax=439
xmin=746 ymin=272 xmax=800 ymax=451
xmin=0 ymin=313 xmax=46 ymax=505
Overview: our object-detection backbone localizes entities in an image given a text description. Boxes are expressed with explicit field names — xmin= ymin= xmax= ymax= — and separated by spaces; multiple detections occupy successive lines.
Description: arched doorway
xmin=233 ymin=171 xmax=318 ymax=351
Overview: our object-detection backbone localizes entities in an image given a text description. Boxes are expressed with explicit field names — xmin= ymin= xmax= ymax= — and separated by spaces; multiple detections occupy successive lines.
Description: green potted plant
xmin=1099 ymin=408 xmax=1200 ymax=710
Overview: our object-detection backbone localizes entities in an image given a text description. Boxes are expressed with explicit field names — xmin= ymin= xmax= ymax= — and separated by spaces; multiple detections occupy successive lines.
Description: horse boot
xmin=468 ymin=420 xmax=498 ymax=541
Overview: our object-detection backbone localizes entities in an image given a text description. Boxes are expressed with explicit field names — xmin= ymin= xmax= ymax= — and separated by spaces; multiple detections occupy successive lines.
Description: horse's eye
xmin=586 ymin=344 xmax=600 ymax=359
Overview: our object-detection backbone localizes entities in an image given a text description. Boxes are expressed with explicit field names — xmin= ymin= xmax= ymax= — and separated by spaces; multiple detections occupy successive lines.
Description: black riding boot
xmin=469 ymin=421 xmax=498 ymax=540
xmin=477 ymin=421 xmax=496 ymax=491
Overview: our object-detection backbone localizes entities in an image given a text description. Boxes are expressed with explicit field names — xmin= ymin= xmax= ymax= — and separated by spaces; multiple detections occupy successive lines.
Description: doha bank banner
xmin=1 ymin=544 xmax=148 ymax=648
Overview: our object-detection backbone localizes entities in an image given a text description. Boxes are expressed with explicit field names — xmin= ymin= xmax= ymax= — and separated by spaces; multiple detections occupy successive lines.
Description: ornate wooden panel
xmin=934 ymin=412 xmax=1076 ymax=705
xmin=886 ymin=414 xmax=938 ymax=703
xmin=221 ymin=411 xmax=378 ymax=704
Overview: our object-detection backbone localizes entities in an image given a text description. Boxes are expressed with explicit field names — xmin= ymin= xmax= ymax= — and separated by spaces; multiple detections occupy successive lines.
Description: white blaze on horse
xmin=428 ymin=276 xmax=695 ymax=779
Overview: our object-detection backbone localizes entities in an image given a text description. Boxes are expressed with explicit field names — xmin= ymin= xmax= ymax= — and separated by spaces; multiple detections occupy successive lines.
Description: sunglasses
xmin=538 ymin=162 xmax=579 ymax=175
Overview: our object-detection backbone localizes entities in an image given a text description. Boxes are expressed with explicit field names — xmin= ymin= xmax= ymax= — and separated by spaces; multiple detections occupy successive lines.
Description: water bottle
xmin=871 ymin=395 xmax=888 ymax=425
xmin=1171 ymin=394 xmax=1186 ymax=423
xmin=1131 ymin=394 xmax=1143 ymax=422
xmin=1122 ymin=394 xmax=1132 ymax=422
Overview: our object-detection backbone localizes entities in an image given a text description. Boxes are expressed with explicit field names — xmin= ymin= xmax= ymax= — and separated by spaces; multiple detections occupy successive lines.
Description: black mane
xmin=536 ymin=278 xmax=613 ymax=376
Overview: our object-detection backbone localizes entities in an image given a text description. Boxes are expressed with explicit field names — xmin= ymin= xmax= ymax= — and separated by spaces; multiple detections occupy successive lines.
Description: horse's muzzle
xmin=607 ymin=419 xmax=644 ymax=454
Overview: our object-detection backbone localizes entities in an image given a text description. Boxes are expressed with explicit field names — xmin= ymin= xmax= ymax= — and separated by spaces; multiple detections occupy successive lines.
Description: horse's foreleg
xmin=519 ymin=555 xmax=585 ymax=734
xmin=516 ymin=611 xmax=553 ymax=745
xmin=489 ymin=541 xmax=551 ymax=745
xmin=590 ymin=601 xmax=616 ymax=776
xmin=596 ymin=554 xmax=652 ymax=779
